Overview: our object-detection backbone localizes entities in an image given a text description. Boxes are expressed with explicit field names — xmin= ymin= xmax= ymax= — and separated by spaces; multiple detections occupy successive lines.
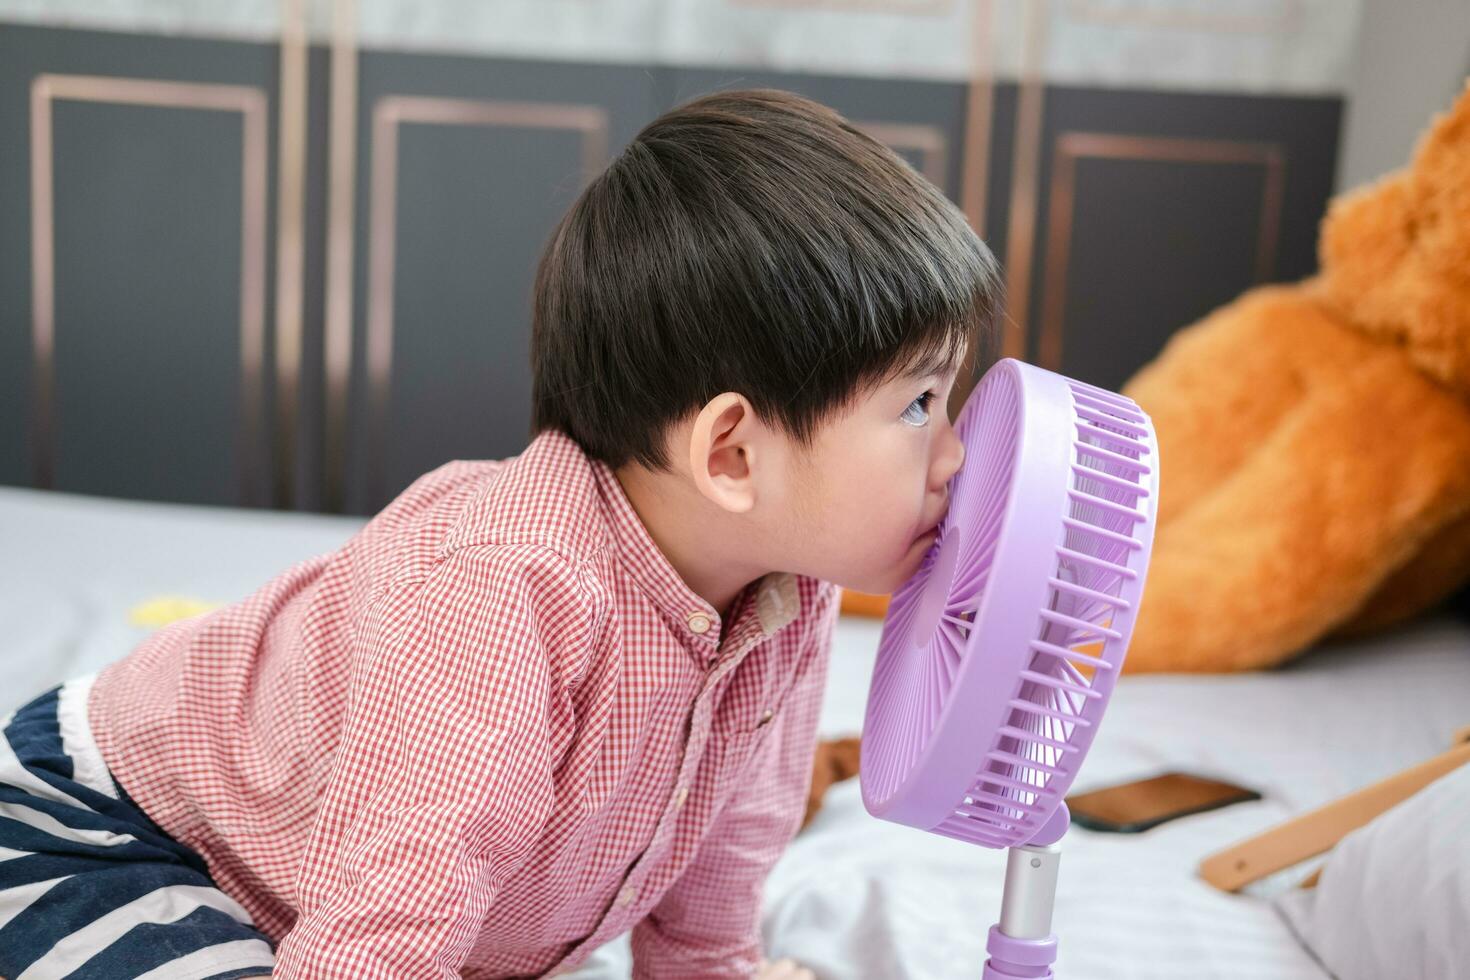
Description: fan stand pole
xmin=982 ymin=803 xmax=1068 ymax=979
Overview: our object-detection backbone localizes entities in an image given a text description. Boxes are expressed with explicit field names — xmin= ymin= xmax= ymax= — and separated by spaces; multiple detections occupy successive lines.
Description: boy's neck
xmin=613 ymin=464 xmax=764 ymax=625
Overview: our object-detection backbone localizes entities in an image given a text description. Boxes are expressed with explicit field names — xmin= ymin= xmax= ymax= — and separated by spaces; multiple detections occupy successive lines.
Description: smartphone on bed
xmin=1065 ymin=771 xmax=1262 ymax=833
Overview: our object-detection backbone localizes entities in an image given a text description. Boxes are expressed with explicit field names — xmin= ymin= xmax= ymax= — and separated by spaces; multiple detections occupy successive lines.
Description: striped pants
xmin=0 ymin=673 xmax=277 ymax=979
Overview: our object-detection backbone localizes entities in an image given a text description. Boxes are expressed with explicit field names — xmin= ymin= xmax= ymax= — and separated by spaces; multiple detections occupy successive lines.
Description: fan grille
xmin=933 ymin=377 xmax=1152 ymax=847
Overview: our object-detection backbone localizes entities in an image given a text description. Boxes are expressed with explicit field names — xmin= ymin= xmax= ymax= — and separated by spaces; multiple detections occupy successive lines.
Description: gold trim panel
xmin=323 ymin=0 xmax=360 ymax=515
xmin=361 ymin=95 xmax=611 ymax=506
xmin=950 ymin=0 xmax=994 ymax=417
xmin=1037 ymin=131 xmax=1287 ymax=370
xmin=1000 ymin=0 xmax=1051 ymax=363
xmin=274 ymin=0 xmax=309 ymax=510
xmin=858 ymin=120 xmax=949 ymax=188
xmin=960 ymin=0 xmax=994 ymax=237
xmin=29 ymin=73 xmax=269 ymax=500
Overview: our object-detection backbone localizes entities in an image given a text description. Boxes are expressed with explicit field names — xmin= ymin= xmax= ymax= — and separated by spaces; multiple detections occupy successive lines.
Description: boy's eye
xmin=901 ymin=392 xmax=935 ymax=427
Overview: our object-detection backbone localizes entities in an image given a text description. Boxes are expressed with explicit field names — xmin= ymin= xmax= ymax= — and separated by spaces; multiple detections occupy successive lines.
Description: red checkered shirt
xmin=89 ymin=428 xmax=839 ymax=979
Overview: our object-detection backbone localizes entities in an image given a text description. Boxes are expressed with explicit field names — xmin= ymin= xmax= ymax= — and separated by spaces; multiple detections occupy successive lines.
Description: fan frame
xmin=860 ymin=358 xmax=1159 ymax=849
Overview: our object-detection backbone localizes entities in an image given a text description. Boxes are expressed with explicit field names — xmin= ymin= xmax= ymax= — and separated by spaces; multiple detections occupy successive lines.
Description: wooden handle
xmin=1199 ymin=740 xmax=1470 ymax=892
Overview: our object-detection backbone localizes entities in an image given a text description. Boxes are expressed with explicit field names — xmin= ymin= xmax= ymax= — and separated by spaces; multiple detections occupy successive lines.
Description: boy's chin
xmin=830 ymin=571 xmax=894 ymax=597
xmin=846 ymin=559 xmax=926 ymax=597
xmin=827 ymin=535 xmax=939 ymax=596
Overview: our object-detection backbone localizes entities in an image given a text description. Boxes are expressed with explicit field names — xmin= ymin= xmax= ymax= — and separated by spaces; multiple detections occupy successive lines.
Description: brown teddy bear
xmin=1119 ymin=78 xmax=1470 ymax=672
xmin=804 ymin=81 xmax=1470 ymax=826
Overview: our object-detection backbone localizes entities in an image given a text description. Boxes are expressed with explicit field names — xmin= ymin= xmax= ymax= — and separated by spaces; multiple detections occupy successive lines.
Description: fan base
xmin=983 ymin=925 xmax=1057 ymax=979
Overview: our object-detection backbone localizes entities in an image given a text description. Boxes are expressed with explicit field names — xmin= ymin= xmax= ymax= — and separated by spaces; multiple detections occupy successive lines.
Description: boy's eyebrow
xmin=899 ymin=345 xmax=966 ymax=382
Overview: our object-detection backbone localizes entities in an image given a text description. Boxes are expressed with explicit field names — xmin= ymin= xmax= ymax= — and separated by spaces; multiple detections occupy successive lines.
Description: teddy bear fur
xmin=1119 ymin=79 xmax=1470 ymax=672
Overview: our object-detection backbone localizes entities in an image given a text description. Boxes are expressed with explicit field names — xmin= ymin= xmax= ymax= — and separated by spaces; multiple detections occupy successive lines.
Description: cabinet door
xmin=1012 ymin=85 xmax=1341 ymax=393
xmin=340 ymin=53 xmax=655 ymax=515
xmin=0 ymin=24 xmax=281 ymax=507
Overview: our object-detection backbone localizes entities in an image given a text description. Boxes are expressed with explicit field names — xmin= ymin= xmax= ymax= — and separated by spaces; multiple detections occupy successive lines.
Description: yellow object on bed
xmin=126 ymin=595 xmax=222 ymax=628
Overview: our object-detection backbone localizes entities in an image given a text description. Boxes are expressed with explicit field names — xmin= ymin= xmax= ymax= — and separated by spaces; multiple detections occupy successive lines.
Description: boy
xmin=0 ymin=88 xmax=1000 ymax=978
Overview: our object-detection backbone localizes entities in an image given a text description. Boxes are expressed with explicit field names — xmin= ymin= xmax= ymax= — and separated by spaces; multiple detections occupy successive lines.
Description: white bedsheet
xmin=5 ymin=485 xmax=1468 ymax=979
xmin=0 ymin=485 xmax=365 ymax=703
xmin=752 ymin=615 xmax=1468 ymax=980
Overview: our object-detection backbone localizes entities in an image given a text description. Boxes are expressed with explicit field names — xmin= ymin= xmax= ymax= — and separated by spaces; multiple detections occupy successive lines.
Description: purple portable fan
xmin=860 ymin=357 xmax=1159 ymax=979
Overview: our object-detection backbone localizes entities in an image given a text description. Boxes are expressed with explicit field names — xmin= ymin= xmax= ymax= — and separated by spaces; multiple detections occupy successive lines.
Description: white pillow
xmin=1273 ymin=761 xmax=1470 ymax=980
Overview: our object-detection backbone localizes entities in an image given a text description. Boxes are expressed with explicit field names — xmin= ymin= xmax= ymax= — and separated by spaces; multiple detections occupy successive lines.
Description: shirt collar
xmin=588 ymin=454 xmax=800 ymax=665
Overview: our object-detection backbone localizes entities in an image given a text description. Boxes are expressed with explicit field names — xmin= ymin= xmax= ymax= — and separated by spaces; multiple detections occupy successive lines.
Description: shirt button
xmin=673 ymin=785 xmax=688 ymax=808
xmin=757 ymin=707 xmax=775 ymax=727
xmin=687 ymin=612 xmax=711 ymax=634
xmin=616 ymin=884 xmax=637 ymax=907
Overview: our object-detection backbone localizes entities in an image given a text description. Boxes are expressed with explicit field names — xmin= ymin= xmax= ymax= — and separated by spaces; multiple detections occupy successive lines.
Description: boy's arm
xmin=630 ymin=583 xmax=839 ymax=979
xmin=271 ymin=543 xmax=587 ymax=980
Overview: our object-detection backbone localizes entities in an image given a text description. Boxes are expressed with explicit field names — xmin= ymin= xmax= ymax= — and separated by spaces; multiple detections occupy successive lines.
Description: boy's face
xmin=776 ymin=354 xmax=967 ymax=596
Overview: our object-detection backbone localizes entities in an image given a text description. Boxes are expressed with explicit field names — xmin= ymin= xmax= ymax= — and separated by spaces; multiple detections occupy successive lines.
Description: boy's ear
xmin=689 ymin=392 xmax=761 ymax=514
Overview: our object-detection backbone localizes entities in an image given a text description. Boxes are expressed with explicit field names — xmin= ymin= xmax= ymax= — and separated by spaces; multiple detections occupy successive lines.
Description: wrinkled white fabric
xmin=1276 ymin=762 xmax=1470 ymax=980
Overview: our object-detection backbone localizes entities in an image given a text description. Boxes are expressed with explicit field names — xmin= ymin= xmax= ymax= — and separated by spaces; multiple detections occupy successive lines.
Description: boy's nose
xmin=940 ymin=429 xmax=965 ymax=483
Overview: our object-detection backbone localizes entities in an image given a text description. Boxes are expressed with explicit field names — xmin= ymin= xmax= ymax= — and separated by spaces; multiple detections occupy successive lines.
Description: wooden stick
xmin=1198 ymin=734 xmax=1470 ymax=892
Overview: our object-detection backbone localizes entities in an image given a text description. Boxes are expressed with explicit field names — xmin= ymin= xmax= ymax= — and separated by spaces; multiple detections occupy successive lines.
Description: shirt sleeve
xmin=629 ymin=582 xmax=840 ymax=980
xmin=271 ymin=543 xmax=589 ymax=979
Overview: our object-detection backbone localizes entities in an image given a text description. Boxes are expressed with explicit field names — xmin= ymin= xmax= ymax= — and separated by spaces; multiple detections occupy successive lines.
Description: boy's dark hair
xmin=530 ymin=88 xmax=1003 ymax=471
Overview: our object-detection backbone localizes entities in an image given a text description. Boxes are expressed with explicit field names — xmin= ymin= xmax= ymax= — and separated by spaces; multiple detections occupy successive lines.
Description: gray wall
xmin=1336 ymin=0 xmax=1470 ymax=191
xmin=2 ymin=22 xmax=1344 ymax=517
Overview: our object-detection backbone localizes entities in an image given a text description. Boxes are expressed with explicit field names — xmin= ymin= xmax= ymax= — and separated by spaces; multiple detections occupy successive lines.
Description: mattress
xmin=5 ymin=485 xmax=1467 ymax=979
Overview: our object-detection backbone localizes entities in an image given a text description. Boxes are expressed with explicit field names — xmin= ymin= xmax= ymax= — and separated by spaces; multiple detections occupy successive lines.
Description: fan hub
xmin=911 ymin=529 xmax=961 ymax=646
